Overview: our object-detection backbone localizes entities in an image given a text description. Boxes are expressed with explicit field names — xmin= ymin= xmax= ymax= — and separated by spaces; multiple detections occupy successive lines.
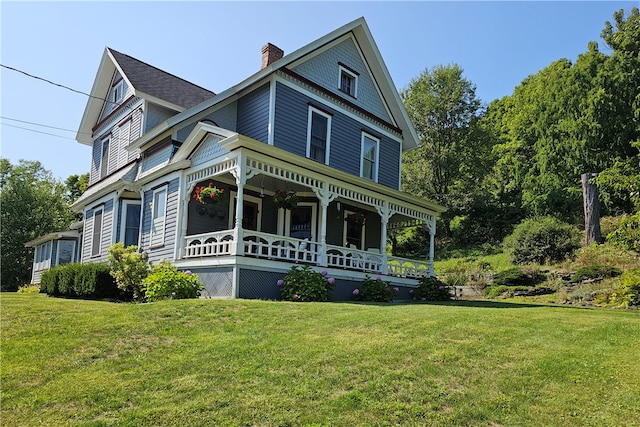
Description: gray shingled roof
xmin=108 ymin=48 xmax=215 ymax=109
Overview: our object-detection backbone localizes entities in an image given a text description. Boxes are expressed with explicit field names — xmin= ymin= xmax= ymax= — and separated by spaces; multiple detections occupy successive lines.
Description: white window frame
xmin=338 ymin=65 xmax=358 ymax=98
xmin=34 ymin=241 xmax=53 ymax=271
xmin=150 ymin=186 xmax=168 ymax=248
xmin=228 ymin=192 xmax=262 ymax=231
xmin=343 ymin=209 xmax=365 ymax=250
xmin=306 ymin=106 xmax=332 ymax=165
xmin=276 ymin=201 xmax=317 ymax=241
xmin=112 ymin=79 xmax=124 ymax=104
xmin=91 ymin=208 xmax=103 ymax=257
xmin=120 ymin=200 xmax=142 ymax=247
xmin=100 ymin=136 xmax=110 ymax=179
xmin=360 ymin=132 xmax=380 ymax=182
xmin=56 ymin=240 xmax=76 ymax=266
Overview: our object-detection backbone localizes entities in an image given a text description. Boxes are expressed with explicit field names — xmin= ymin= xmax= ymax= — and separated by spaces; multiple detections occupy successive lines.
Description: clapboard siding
xmin=82 ymin=199 xmax=114 ymax=262
xmin=236 ymin=83 xmax=269 ymax=143
xmin=175 ymin=102 xmax=238 ymax=142
xmin=145 ymin=104 xmax=177 ymax=133
xmin=140 ymin=178 xmax=180 ymax=263
xmin=274 ymin=83 xmax=400 ymax=189
xmin=291 ymin=37 xmax=391 ymax=123
xmin=140 ymin=144 xmax=173 ymax=176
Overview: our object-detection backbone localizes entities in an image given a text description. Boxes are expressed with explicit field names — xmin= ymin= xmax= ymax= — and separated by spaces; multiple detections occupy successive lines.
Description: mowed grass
xmin=2 ymin=294 xmax=639 ymax=426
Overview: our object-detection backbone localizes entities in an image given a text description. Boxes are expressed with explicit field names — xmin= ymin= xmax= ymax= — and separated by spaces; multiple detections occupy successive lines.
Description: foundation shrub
xmin=142 ymin=261 xmax=203 ymax=302
xmin=413 ymin=276 xmax=451 ymax=301
xmin=352 ymin=276 xmax=397 ymax=302
xmin=277 ymin=265 xmax=335 ymax=302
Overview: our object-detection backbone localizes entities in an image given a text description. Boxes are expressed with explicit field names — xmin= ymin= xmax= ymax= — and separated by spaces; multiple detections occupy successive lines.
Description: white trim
xmin=55 ymin=240 xmax=76 ymax=266
xmin=100 ymin=135 xmax=111 ymax=179
xmin=306 ymin=106 xmax=332 ymax=165
xmin=267 ymin=76 xmax=276 ymax=145
xmin=343 ymin=209 xmax=366 ymax=250
xmin=150 ymin=185 xmax=168 ymax=248
xmin=360 ymin=132 xmax=380 ymax=182
xmin=90 ymin=208 xmax=104 ymax=257
xmin=338 ymin=64 xmax=358 ymax=98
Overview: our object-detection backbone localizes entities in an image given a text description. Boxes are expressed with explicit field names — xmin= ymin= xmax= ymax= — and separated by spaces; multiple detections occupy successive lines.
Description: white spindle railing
xmin=387 ymin=256 xmax=431 ymax=278
xmin=243 ymin=231 xmax=318 ymax=264
xmin=184 ymin=230 xmax=235 ymax=258
xmin=325 ymin=244 xmax=383 ymax=273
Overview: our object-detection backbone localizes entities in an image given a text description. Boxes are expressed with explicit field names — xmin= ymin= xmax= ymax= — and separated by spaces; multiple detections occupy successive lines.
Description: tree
xmin=400 ymin=64 xmax=486 ymax=236
xmin=0 ymin=159 xmax=75 ymax=290
xmin=64 ymin=173 xmax=89 ymax=205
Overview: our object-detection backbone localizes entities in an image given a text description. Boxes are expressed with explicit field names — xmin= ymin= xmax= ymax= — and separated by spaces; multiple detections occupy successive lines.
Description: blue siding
xmin=291 ymin=37 xmax=391 ymax=122
xmin=145 ymin=104 xmax=177 ymax=133
xmin=176 ymin=102 xmax=238 ymax=142
xmin=82 ymin=199 xmax=115 ymax=262
xmin=274 ymin=83 xmax=400 ymax=189
xmin=236 ymin=83 xmax=269 ymax=143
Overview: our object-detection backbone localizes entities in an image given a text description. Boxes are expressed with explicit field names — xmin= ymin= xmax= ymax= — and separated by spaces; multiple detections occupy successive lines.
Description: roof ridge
xmin=106 ymin=47 xmax=215 ymax=96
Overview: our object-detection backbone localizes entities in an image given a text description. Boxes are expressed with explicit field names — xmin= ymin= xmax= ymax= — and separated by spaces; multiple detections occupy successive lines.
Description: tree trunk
xmin=582 ymin=173 xmax=602 ymax=245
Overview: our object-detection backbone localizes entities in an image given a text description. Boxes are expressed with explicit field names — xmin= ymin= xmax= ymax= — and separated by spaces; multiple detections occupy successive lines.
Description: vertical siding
xmin=274 ymin=83 xmax=400 ymax=189
xmin=236 ymin=83 xmax=270 ymax=143
xmin=141 ymin=178 xmax=180 ymax=264
xmin=291 ymin=37 xmax=391 ymax=122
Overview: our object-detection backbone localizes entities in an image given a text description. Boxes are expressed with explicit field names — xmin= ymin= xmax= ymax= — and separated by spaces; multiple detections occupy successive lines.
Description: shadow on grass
xmin=337 ymin=299 xmax=590 ymax=309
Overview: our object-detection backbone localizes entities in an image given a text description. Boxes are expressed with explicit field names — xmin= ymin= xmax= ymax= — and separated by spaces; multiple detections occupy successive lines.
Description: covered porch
xmin=174 ymin=126 xmax=445 ymax=281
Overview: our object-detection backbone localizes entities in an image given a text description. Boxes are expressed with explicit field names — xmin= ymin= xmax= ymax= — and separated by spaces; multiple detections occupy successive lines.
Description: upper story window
xmin=112 ymin=79 xmax=124 ymax=104
xmin=100 ymin=136 xmax=110 ymax=178
xmin=361 ymin=133 xmax=379 ymax=181
xmin=306 ymin=106 xmax=332 ymax=164
xmin=338 ymin=64 xmax=358 ymax=98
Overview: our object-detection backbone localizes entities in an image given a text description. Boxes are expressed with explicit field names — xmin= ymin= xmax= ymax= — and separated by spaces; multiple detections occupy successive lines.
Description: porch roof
xmin=25 ymin=231 xmax=80 ymax=248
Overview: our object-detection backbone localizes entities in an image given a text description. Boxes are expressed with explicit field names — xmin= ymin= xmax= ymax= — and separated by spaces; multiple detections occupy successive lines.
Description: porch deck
xmin=183 ymin=230 xmax=431 ymax=279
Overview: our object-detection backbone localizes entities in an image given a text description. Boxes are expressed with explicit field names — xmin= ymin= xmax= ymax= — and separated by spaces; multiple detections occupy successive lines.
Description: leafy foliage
xmin=40 ymin=262 xmax=122 ymax=300
xmin=352 ymin=276 xmax=397 ymax=302
xmin=142 ymin=261 xmax=203 ymax=302
xmin=492 ymin=267 xmax=546 ymax=287
xmin=503 ymin=216 xmax=581 ymax=265
xmin=277 ymin=265 xmax=335 ymax=302
xmin=107 ymin=243 xmax=149 ymax=301
xmin=412 ymin=276 xmax=451 ymax=301
xmin=16 ymin=284 xmax=40 ymax=294
xmin=0 ymin=159 xmax=76 ymax=290
xmin=571 ymin=265 xmax=622 ymax=283
xmin=606 ymin=212 xmax=640 ymax=252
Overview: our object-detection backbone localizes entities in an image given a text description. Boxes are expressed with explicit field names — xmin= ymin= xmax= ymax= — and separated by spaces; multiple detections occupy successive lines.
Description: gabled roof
xmin=76 ymin=48 xmax=215 ymax=145
xmin=130 ymin=17 xmax=421 ymax=153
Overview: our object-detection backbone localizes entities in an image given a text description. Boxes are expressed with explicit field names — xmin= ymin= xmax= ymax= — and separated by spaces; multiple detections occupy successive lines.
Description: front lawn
xmin=2 ymin=294 xmax=639 ymax=426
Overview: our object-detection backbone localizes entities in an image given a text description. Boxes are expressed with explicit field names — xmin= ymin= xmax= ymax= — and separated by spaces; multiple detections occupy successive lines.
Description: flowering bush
xmin=193 ymin=182 xmax=224 ymax=204
xmin=353 ymin=275 xmax=397 ymax=302
xmin=413 ymin=276 xmax=452 ymax=301
xmin=277 ymin=265 xmax=334 ymax=302
xmin=273 ymin=190 xmax=298 ymax=209
xmin=142 ymin=260 xmax=203 ymax=302
xmin=346 ymin=210 xmax=367 ymax=227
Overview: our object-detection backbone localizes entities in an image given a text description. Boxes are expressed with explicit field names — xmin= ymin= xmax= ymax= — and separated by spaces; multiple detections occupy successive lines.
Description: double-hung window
xmin=100 ymin=136 xmax=110 ymax=178
xmin=91 ymin=208 xmax=103 ymax=257
xmin=112 ymin=79 xmax=124 ymax=104
xmin=306 ymin=106 xmax=331 ymax=164
xmin=150 ymin=187 xmax=167 ymax=247
xmin=361 ymin=133 xmax=379 ymax=181
xmin=338 ymin=64 xmax=358 ymax=98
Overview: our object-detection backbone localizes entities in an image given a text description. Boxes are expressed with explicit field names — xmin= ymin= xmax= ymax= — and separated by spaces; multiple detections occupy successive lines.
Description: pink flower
xmin=185 ymin=270 xmax=192 ymax=276
xmin=393 ymin=287 xmax=399 ymax=293
xmin=375 ymin=276 xmax=382 ymax=281
xmin=438 ymin=286 xmax=445 ymax=290
xmin=352 ymin=289 xmax=360 ymax=296
xmin=327 ymin=277 xmax=335 ymax=285
xmin=277 ymin=279 xmax=284 ymax=286
xmin=292 ymin=294 xmax=300 ymax=301
xmin=321 ymin=270 xmax=328 ymax=276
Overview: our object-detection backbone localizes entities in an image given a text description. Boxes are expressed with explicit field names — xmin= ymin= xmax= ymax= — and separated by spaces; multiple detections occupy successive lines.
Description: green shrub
xmin=56 ymin=263 xmax=80 ymax=296
xmin=40 ymin=269 xmax=59 ymax=296
xmin=352 ymin=275 xmax=397 ymax=302
xmin=503 ymin=216 xmax=581 ymax=264
xmin=483 ymin=285 xmax=531 ymax=299
xmin=493 ymin=267 xmax=546 ymax=287
xmin=607 ymin=212 xmax=640 ymax=252
xmin=142 ymin=261 xmax=203 ymax=302
xmin=39 ymin=262 xmax=121 ymax=300
xmin=107 ymin=243 xmax=149 ymax=301
xmin=569 ymin=243 xmax=640 ymax=271
xmin=413 ymin=276 xmax=451 ymax=301
xmin=571 ymin=265 xmax=622 ymax=282
xmin=277 ymin=265 xmax=335 ymax=302
xmin=17 ymin=284 xmax=40 ymax=294
xmin=609 ymin=269 xmax=640 ymax=307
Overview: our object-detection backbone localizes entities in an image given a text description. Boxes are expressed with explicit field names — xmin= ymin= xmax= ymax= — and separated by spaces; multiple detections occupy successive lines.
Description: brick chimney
xmin=261 ymin=43 xmax=284 ymax=69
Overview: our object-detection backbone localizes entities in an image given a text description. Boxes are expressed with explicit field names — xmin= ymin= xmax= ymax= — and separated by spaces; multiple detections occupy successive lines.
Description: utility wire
xmin=1 ymin=123 xmax=76 ymax=140
xmin=0 ymin=116 xmax=91 ymax=135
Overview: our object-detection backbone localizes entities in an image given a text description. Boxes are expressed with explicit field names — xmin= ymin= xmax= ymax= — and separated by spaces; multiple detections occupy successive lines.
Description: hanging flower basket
xmin=273 ymin=189 xmax=298 ymax=210
xmin=346 ymin=211 xmax=367 ymax=227
xmin=193 ymin=183 xmax=224 ymax=205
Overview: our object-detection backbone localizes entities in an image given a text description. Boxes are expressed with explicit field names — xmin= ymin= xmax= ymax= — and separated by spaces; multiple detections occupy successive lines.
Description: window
xmin=56 ymin=240 xmax=76 ymax=265
xmin=361 ymin=133 xmax=379 ymax=181
xmin=306 ymin=107 xmax=331 ymax=164
xmin=338 ymin=64 xmax=358 ymax=98
xmin=120 ymin=201 xmax=141 ymax=247
xmin=150 ymin=187 xmax=167 ymax=247
xmin=91 ymin=209 xmax=103 ymax=257
xmin=344 ymin=210 xmax=364 ymax=250
xmin=229 ymin=192 xmax=262 ymax=232
xmin=112 ymin=80 xmax=124 ymax=104
xmin=100 ymin=136 xmax=110 ymax=178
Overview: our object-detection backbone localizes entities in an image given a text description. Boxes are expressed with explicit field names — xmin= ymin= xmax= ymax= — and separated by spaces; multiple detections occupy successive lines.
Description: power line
xmin=0 ymin=116 xmax=90 ymax=135
xmin=1 ymin=123 xmax=76 ymax=140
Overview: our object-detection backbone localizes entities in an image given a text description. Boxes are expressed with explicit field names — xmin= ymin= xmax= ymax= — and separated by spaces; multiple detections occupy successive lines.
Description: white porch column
xmin=378 ymin=201 xmax=390 ymax=274
xmin=232 ymin=153 xmax=246 ymax=256
xmin=428 ymin=215 xmax=436 ymax=276
xmin=312 ymin=181 xmax=336 ymax=267
xmin=176 ymin=178 xmax=192 ymax=260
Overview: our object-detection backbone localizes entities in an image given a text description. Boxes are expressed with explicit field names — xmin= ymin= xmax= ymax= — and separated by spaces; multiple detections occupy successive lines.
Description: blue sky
xmin=1 ymin=1 xmax=635 ymax=181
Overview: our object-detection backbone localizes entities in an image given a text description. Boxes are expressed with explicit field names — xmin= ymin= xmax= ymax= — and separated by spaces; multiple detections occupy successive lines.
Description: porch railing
xmin=183 ymin=230 xmax=431 ymax=278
